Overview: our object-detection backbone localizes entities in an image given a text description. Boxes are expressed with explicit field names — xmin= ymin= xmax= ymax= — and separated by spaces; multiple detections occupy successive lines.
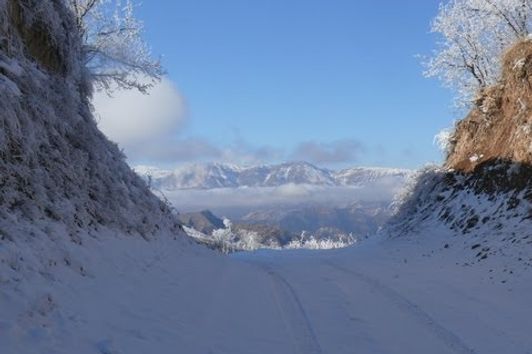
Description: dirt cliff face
xmin=446 ymin=40 xmax=532 ymax=172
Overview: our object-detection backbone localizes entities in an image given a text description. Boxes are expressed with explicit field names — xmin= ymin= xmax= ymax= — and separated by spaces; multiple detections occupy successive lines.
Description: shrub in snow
xmin=433 ymin=127 xmax=456 ymax=157
xmin=184 ymin=222 xmax=357 ymax=253
xmin=285 ymin=231 xmax=356 ymax=250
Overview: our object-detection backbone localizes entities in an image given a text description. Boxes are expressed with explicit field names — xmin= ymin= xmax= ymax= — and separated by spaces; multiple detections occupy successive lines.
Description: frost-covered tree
xmin=425 ymin=0 xmax=531 ymax=106
xmin=68 ymin=0 xmax=163 ymax=93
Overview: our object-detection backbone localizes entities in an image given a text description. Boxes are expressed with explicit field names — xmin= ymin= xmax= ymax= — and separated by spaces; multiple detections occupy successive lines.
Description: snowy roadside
xmin=3 ymin=223 xmax=530 ymax=354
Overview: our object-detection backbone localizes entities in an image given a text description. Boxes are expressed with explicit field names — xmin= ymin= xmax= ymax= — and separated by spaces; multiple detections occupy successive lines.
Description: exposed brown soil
xmin=446 ymin=40 xmax=532 ymax=172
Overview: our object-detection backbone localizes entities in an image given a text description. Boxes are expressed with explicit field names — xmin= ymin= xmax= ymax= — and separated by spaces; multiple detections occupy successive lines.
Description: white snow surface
xmin=2 ymin=221 xmax=532 ymax=354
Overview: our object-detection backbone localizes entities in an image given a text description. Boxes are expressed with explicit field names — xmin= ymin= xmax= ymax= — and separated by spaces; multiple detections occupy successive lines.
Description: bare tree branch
xmin=424 ymin=0 xmax=531 ymax=107
xmin=67 ymin=0 xmax=163 ymax=94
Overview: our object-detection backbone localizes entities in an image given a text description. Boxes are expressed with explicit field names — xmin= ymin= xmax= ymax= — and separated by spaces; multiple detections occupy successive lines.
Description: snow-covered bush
xmin=425 ymin=0 xmax=531 ymax=106
xmin=433 ymin=127 xmax=456 ymax=157
xmin=285 ymin=231 xmax=356 ymax=250
xmin=389 ymin=165 xmax=443 ymax=217
xmin=184 ymin=222 xmax=356 ymax=253
xmin=207 ymin=219 xmax=268 ymax=253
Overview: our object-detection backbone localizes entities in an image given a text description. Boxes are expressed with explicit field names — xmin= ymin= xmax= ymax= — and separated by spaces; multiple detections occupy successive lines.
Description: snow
xmin=0 ymin=75 xmax=21 ymax=96
xmin=2 ymin=160 xmax=531 ymax=353
xmin=469 ymin=154 xmax=482 ymax=162
xmin=0 ymin=58 xmax=24 ymax=77
xmin=2 ymin=225 xmax=532 ymax=354
xmin=183 ymin=223 xmax=356 ymax=252
xmin=0 ymin=0 xmax=181 ymax=241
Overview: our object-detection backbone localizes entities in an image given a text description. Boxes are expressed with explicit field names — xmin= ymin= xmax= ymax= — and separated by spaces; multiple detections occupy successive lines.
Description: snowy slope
xmin=0 ymin=0 xmax=182 ymax=240
xmin=0 ymin=3 xmax=192 ymax=352
xmin=388 ymin=162 xmax=531 ymax=272
xmin=3 ymin=226 xmax=532 ymax=354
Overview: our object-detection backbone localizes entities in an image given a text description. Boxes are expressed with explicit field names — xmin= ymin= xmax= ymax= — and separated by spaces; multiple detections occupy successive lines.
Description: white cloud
xmin=163 ymin=181 xmax=402 ymax=213
xmin=92 ymin=83 xmax=366 ymax=168
xmin=124 ymin=136 xmax=283 ymax=165
xmin=93 ymin=77 xmax=186 ymax=147
xmin=291 ymin=139 xmax=364 ymax=165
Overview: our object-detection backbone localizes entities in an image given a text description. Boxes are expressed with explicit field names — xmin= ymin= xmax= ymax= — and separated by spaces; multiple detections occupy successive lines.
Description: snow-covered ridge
xmin=135 ymin=162 xmax=412 ymax=190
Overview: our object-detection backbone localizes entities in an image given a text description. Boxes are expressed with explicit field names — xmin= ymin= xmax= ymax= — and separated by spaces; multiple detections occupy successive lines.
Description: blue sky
xmin=98 ymin=1 xmax=458 ymax=170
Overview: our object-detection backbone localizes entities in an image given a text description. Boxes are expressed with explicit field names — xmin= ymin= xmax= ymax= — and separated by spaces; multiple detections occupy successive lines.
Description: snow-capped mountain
xmin=136 ymin=163 xmax=243 ymax=189
xmin=135 ymin=162 xmax=412 ymax=190
xmin=334 ymin=166 xmax=412 ymax=186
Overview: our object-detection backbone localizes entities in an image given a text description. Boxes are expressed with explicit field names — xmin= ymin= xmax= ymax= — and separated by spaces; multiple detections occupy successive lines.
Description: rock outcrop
xmin=446 ymin=40 xmax=532 ymax=172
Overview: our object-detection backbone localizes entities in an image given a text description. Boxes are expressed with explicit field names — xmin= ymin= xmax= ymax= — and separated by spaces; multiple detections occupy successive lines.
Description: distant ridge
xmin=135 ymin=162 xmax=412 ymax=190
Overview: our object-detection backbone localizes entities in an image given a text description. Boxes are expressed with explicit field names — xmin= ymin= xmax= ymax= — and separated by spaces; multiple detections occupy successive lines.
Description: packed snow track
xmin=2 ymin=235 xmax=532 ymax=354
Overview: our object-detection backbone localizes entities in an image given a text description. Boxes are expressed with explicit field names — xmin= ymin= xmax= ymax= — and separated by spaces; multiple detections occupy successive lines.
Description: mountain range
xmin=135 ymin=162 xmax=412 ymax=190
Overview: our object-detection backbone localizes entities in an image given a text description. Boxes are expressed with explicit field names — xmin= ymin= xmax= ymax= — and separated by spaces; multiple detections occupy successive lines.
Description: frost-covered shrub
xmin=390 ymin=165 xmax=441 ymax=214
xmin=285 ymin=231 xmax=356 ymax=250
xmin=184 ymin=221 xmax=356 ymax=253
xmin=67 ymin=0 xmax=163 ymax=93
xmin=433 ymin=127 xmax=457 ymax=157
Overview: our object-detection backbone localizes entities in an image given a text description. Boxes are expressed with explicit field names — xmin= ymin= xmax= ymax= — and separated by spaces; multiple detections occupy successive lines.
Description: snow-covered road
xmin=228 ymin=237 xmax=532 ymax=354
xmin=231 ymin=252 xmax=475 ymax=354
xmin=3 ymin=233 xmax=532 ymax=354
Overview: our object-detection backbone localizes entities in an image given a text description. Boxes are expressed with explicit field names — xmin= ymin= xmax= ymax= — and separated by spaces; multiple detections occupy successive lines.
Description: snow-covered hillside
xmin=1 ymin=2 xmax=531 ymax=354
xmin=135 ymin=162 xmax=412 ymax=190
xmin=0 ymin=0 xmax=182 ymax=240
xmin=0 ymin=2 xmax=190 ymax=351
xmin=387 ymin=162 xmax=531 ymax=272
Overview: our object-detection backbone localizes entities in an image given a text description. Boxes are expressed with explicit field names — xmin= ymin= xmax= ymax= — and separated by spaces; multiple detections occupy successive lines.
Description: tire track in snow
xmin=325 ymin=261 xmax=476 ymax=354
xmin=261 ymin=265 xmax=323 ymax=354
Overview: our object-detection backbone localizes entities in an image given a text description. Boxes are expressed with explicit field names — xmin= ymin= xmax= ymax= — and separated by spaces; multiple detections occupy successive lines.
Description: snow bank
xmin=387 ymin=161 xmax=531 ymax=271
